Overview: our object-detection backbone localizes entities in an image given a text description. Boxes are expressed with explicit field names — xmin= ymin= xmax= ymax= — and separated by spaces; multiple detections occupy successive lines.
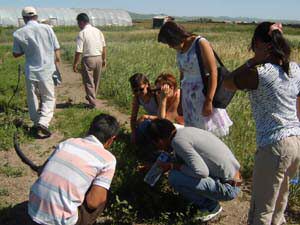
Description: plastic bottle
xmin=290 ymin=168 xmax=300 ymax=185
xmin=144 ymin=152 xmax=170 ymax=187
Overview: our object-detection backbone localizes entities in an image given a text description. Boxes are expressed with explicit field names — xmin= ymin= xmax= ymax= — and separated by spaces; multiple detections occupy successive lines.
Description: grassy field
xmin=0 ymin=44 xmax=31 ymax=150
xmin=0 ymin=21 xmax=300 ymax=224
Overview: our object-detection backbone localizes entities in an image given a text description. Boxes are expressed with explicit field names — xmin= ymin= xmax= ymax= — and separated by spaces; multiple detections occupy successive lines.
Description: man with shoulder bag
xmin=13 ymin=6 xmax=61 ymax=138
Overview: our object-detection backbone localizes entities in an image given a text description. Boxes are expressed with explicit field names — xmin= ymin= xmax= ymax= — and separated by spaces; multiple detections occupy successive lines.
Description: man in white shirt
xmin=12 ymin=6 xmax=61 ymax=138
xmin=73 ymin=13 xmax=106 ymax=108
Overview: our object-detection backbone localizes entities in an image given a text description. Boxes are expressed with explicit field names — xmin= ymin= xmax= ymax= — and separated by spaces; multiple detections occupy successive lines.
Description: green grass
xmin=0 ymin=188 xmax=9 ymax=197
xmin=0 ymin=163 xmax=24 ymax=178
xmin=54 ymin=107 xmax=103 ymax=137
xmin=0 ymin=45 xmax=30 ymax=150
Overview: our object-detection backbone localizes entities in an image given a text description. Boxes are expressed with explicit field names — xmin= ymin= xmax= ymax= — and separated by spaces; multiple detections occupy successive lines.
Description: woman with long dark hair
xmin=129 ymin=73 xmax=158 ymax=143
xmin=158 ymin=21 xmax=232 ymax=137
xmin=224 ymin=22 xmax=300 ymax=225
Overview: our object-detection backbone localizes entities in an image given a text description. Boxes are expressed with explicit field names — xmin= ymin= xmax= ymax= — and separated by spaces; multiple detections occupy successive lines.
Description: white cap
xmin=22 ymin=6 xmax=37 ymax=17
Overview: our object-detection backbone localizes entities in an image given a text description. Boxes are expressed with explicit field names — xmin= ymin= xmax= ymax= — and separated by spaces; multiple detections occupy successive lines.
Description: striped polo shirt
xmin=28 ymin=135 xmax=116 ymax=225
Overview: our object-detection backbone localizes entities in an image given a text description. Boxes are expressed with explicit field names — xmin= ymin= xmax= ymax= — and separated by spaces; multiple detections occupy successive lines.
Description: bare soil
xmin=0 ymin=62 xmax=250 ymax=225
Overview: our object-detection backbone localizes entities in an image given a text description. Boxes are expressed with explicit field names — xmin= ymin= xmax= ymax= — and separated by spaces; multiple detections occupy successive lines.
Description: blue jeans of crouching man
xmin=168 ymin=170 xmax=240 ymax=211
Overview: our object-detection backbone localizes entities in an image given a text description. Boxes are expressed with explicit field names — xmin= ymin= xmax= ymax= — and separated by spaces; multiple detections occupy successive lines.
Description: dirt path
xmin=56 ymin=62 xmax=129 ymax=125
xmin=0 ymin=62 xmax=250 ymax=225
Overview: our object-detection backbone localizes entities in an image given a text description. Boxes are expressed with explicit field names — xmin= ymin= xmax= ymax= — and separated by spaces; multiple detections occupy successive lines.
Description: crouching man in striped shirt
xmin=28 ymin=114 xmax=119 ymax=225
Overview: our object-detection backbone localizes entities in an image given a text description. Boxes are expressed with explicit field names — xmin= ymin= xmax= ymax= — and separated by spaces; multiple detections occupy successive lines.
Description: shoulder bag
xmin=195 ymin=37 xmax=235 ymax=109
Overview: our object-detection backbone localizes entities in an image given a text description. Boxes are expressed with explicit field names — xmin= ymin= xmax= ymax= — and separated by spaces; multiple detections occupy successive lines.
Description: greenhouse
xmin=0 ymin=7 xmax=133 ymax=27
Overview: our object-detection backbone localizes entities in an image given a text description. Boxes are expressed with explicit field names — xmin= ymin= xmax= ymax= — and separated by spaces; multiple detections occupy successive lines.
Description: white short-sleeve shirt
xmin=13 ymin=20 xmax=60 ymax=81
xmin=76 ymin=24 xmax=106 ymax=57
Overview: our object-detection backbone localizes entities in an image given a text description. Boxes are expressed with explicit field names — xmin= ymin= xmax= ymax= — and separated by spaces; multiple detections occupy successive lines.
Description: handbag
xmin=195 ymin=37 xmax=235 ymax=109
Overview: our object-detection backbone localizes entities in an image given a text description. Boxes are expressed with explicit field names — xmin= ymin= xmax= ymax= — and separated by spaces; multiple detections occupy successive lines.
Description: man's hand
xmin=73 ymin=52 xmax=82 ymax=73
xmin=157 ymin=161 xmax=172 ymax=173
xmin=102 ymin=47 xmax=106 ymax=70
xmin=136 ymin=163 xmax=151 ymax=172
xmin=73 ymin=63 xmax=79 ymax=73
xmin=102 ymin=60 xmax=106 ymax=70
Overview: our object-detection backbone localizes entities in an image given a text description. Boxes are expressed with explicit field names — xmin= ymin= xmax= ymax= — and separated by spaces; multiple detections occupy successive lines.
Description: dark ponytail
xmin=270 ymin=29 xmax=291 ymax=75
xmin=250 ymin=22 xmax=291 ymax=75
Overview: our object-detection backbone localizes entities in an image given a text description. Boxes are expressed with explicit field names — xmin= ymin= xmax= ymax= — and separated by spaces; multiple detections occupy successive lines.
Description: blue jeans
xmin=135 ymin=119 xmax=152 ymax=146
xmin=168 ymin=170 xmax=240 ymax=211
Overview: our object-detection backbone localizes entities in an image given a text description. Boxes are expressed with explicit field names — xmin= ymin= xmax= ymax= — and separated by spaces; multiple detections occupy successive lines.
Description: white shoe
xmin=197 ymin=204 xmax=223 ymax=222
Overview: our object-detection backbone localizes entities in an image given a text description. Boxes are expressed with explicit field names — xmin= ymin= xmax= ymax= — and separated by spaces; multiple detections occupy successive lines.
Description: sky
xmin=1 ymin=0 xmax=300 ymax=21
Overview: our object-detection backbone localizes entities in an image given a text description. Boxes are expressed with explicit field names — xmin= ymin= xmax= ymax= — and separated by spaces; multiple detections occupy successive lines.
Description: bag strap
xmin=195 ymin=37 xmax=225 ymax=69
xmin=195 ymin=37 xmax=207 ymax=84
xmin=213 ymin=50 xmax=225 ymax=67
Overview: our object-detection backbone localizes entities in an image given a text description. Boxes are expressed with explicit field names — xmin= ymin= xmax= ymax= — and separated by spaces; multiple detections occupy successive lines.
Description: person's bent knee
xmin=227 ymin=187 xmax=240 ymax=201
xmin=168 ymin=170 xmax=182 ymax=188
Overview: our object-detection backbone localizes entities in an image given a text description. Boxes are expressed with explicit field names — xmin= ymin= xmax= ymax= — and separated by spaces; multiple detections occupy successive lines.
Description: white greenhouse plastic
xmin=0 ymin=8 xmax=133 ymax=27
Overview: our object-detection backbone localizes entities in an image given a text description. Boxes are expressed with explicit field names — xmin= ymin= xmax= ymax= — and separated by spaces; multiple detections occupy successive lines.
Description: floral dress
xmin=177 ymin=36 xmax=232 ymax=137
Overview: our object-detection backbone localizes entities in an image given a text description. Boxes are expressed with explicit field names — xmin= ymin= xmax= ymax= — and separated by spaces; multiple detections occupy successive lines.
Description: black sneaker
xmin=36 ymin=124 xmax=52 ymax=138
xmin=85 ymin=104 xmax=96 ymax=109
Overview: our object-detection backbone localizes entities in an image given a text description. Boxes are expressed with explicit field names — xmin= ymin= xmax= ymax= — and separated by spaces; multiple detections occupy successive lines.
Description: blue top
xmin=138 ymin=95 xmax=158 ymax=115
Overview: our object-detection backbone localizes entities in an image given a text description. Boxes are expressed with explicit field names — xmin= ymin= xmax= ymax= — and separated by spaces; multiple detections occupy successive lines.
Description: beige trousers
xmin=248 ymin=136 xmax=300 ymax=225
xmin=81 ymin=56 xmax=102 ymax=107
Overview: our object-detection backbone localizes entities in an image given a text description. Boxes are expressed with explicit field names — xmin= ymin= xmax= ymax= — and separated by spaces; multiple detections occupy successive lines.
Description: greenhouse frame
xmin=0 ymin=8 xmax=133 ymax=27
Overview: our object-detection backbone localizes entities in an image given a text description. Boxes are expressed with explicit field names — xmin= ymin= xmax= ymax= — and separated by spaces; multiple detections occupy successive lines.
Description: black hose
xmin=10 ymin=64 xmax=43 ymax=175
xmin=13 ymin=131 xmax=39 ymax=173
